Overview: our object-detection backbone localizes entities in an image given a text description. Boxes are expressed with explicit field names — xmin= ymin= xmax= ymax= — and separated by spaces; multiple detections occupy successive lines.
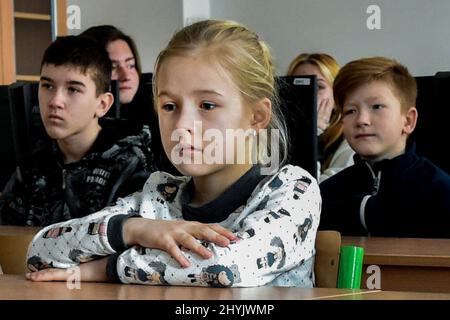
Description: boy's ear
xmin=252 ymin=97 xmax=272 ymax=132
xmin=95 ymin=92 xmax=114 ymax=118
xmin=402 ymin=106 xmax=418 ymax=135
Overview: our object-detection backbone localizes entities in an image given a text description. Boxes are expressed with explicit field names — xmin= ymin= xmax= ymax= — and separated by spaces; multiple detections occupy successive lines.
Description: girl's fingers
xmin=165 ymin=240 xmax=191 ymax=268
xmin=26 ymin=268 xmax=68 ymax=282
xmin=192 ymin=225 xmax=235 ymax=247
xmin=208 ymin=224 xmax=237 ymax=241
xmin=177 ymin=233 xmax=213 ymax=260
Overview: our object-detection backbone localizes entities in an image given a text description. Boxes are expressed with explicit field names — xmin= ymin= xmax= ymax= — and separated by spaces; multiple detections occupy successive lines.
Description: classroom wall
xmin=210 ymin=0 xmax=450 ymax=76
xmin=67 ymin=0 xmax=182 ymax=73
xmin=67 ymin=0 xmax=450 ymax=76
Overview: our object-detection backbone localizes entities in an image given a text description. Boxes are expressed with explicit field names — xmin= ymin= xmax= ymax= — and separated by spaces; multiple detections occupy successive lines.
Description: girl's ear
xmin=252 ymin=97 xmax=272 ymax=132
xmin=95 ymin=92 xmax=114 ymax=118
xmin=402 ymin=106 xmax=418 ymax=135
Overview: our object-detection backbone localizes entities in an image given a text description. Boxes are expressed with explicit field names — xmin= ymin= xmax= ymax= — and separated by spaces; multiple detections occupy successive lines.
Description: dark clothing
xmin=0 ymin=125 xmax=157 ymax=226
xmin=119 ymin=90 xmax=154 ymax=126
xmin=319 ymin=143 xmax=450 ymax=238
xmin=119 ymin=81 xmax=179 ymax=176
xmin=181 ymin=165 xmax=265 ymax=223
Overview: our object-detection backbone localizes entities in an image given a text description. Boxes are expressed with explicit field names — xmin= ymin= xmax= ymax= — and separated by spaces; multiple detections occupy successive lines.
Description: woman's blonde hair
xmin=153 ymin=19 xmax=288 ymax=166
xmin=287 ymin=53 xmax=342 ymax=172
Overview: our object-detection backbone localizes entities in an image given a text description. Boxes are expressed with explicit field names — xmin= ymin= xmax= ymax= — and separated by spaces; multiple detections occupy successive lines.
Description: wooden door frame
xmin=0 ymin=0 xmax=15 ymax=84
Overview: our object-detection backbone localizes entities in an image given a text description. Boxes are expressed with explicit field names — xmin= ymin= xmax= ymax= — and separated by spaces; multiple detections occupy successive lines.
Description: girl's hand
xmin=317 ymin=98 xmax=334 ymax=131
xmin=123 ymin=218 xmax=237 ymax=267
xmin=25 ymin=257 xmax=109 ymax=282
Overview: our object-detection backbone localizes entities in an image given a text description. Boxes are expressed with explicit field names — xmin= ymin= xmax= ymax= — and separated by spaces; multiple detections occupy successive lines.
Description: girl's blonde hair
xmin=153 ymin=19 xmax=288 ymax=166
xmin=287 ymin=53 xmax=342 ymax=172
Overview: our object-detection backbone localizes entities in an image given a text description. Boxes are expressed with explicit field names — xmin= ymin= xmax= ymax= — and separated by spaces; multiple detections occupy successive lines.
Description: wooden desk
xmin=0 ymin=226 xmax=40 ymax=274
xmin=342 ymin=236 xmax=450 ymax=293
xmin=0 ymin=274 xmax=374 ymax=300
xmin=0 ymin=225 xmax=40 ymax=236
xmin=2 ymin=275 xmax=450 ymax=300
xmin=324 ymin=290 xmax=450 ymax=300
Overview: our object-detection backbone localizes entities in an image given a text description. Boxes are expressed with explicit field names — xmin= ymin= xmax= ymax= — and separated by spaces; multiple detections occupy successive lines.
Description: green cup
xmin=337 ymin=245 xmax=364 ymax=289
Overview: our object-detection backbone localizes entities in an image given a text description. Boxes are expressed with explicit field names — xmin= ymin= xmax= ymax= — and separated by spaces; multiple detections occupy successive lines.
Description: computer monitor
xmin=103 ymin=79 xmax=121 ymax=119
xmin=0 ymin=85 xmax=18 ymax=189
xmin=276 ymin=76 xmax=318 ymax=179
xmin=413 ymin=74 xmax=450 ymax=175
xmin=8 ymin=82 xmax=49 ymax=167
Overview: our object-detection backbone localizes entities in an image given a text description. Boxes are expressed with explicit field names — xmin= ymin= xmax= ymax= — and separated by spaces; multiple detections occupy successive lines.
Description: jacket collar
xmin=51 ymin=128 xmax=115 ymax=167
xmin=353 ymin=141 xmax=418 ymax=174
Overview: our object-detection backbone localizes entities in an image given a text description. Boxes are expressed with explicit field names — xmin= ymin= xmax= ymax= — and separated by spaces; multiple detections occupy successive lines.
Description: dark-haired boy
xmin=0 ymin=36 xmax=157 ymax=226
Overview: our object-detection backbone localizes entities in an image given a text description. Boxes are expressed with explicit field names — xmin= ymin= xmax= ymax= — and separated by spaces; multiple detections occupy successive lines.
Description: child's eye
xmin=68 ymin=87 xmax=81 ymax=94
xmin=40 ymin=83 xmax=53 ymax=90
xmin=343 ymin=108 xmax=356 ymax=116
xmin=162 ymin=103 xmax=176 ymax=112
xmin=200 ymin=102 xmax=217 ymax=111
xmin=372 ymin=104 xmax=384 ymax=110
xmin=127 ymin=64 xmax=136 ymax=70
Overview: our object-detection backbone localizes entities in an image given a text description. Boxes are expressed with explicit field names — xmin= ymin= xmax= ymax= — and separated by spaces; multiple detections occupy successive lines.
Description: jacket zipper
xmin=62 ymin=168 xmax=67 ymax=190
xmin=61 ymin=168 xmax=70 ymax=217
xmin=359 ymin=163 xmax=381 ymax=235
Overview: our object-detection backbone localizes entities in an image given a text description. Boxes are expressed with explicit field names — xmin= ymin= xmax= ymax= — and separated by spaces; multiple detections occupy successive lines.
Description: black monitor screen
xmin=277 ymin=76 xmax=318 ymax=179
xmin=103 ymin=79 xmax=121 ymax=119
xmin=0 ymin=86 xmax=17 ymax=189
xmin=8 ymin=82 xmax=49 ymax=167
xmin=414 ymin=74 xmax=450 ymax=175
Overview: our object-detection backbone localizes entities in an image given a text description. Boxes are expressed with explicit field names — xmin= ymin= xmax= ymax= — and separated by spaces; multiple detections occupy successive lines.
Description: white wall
xmin=67 ymin=0 xmax=183 ymax=73
xmin=210 ymin=0 xmax=450 ymax=76
xmin=67 ymin=0 xmax=450 ymax=76
xmin=183 ymin=0 xmax=210 ymax=26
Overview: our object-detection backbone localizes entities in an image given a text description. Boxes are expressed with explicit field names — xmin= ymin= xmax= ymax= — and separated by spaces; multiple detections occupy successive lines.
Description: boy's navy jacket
xmin=319 ymin=143 xmax=450 ymax=238
xmin=0 ymin=125 xmax=157 ymax=227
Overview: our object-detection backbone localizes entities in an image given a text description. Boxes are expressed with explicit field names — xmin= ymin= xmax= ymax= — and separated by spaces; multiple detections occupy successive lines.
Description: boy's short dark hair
xmin=80 ymin=25 xmax=142 ymax=75
xmin=40 ymin=35 xmax=112 ymax=95
xmin=334 ymin=57 xmax=417 ymax=113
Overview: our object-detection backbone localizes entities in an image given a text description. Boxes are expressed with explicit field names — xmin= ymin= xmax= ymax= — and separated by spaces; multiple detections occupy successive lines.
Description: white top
xmin=319 ymin=140 xmax=355 ymax=183
xmin=27 ymin=165 xmax=321 ymax=288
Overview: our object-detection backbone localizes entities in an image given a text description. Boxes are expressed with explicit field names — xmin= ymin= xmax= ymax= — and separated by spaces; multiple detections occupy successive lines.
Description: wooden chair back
xmin=314 ymin=230 xmax=342 ymax=288
xmin=0 ymin=226 xmax=40 ymax=274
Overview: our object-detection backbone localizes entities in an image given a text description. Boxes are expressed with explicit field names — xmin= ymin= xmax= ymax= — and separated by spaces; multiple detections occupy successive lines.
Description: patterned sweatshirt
xmin=27 ymin=165 xmax=321 ymax=288
xmin=0 ymin=125 xmax=156 ymax=226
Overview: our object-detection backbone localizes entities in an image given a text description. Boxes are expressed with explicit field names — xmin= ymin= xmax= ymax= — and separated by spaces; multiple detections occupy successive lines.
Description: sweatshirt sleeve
xmin=112 ymin=166 xmax=321 ymax=287
xmin=0 ymin=169 xmax=29 ymax=225
xmin=26 ymin=190 xmax=144 ymax=271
